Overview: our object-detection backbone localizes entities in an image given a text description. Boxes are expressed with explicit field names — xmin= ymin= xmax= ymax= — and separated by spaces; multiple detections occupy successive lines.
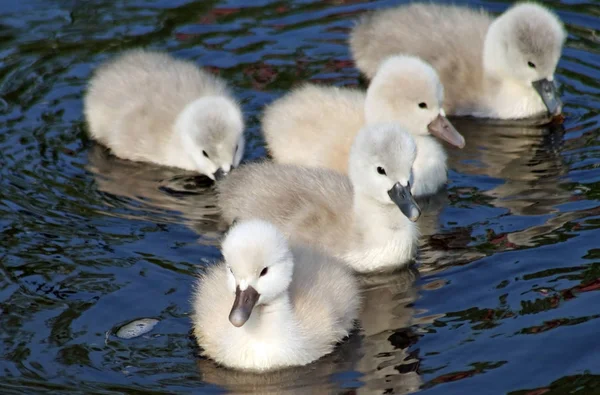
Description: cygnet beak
xmin=532 ymin=78 xmax=563 ymax=116
xmin=229 ymin=285 xmax=260 ymax=327
xmin=387 ymin=182 xmax=421 ymax=222
xmin=427 ymin=112 xmax=465 ymax=148
xmin=213 ymin=168 xmax=227 ymax=181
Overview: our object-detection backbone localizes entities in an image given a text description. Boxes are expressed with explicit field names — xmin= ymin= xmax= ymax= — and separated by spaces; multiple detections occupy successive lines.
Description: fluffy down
xmin=350 ymin=3 xmax=566 ymax=119
xmin=262 ymin=56 xmax=462 ymax=196
xmin=192 ymin=219 xmax=359 ymax=371
xmin=84 ymin=49 xmax=245 ymax=179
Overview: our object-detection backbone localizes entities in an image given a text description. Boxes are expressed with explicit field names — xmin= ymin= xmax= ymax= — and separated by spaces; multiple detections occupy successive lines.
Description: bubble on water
xmin=115 ymin=318 xmax=160 ymax=339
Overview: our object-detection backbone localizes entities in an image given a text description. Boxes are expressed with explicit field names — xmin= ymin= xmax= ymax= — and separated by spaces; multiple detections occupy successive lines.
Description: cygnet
xmin=262 ymin=55 xmax=464 ymax=197
xmin=218 ymin=123 xmax=421 ymax=273
xmin=192 ymin=219 xmax=360 ymax=371
xmin=350 ymin=3 xmax=566 ymax=119
xmin=84 ymin=49 xmax=244 ymax=180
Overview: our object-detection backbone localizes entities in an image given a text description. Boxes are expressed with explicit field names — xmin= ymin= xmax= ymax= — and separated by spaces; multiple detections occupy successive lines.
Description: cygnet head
xmin=221 ymin=219 xmax=294 ymax=328
xmin=484 ymin=3 xmax=566 ymax=115
xmin=348 ymin=122 xmax=421 ymax=222
xmin=175 ymin=96 xmax=245 ymax=180
xmin=364 ymin=55 xmax=465 ymax=148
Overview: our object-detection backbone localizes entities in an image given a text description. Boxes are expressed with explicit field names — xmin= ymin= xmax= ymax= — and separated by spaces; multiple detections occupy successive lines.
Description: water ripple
xmin=0 ymin=0 xmax=599 ymax=393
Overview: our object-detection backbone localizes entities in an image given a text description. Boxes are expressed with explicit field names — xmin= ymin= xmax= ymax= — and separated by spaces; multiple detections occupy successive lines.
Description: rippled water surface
xmin=1 ymin=0 xmax=599 ymax=393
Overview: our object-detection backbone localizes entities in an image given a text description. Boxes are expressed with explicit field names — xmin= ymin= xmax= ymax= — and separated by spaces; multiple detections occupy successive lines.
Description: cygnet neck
xmin=241 ymin=293 xmax=296 ymax=336
xmin=346 ymin=193 xmax=418 ymax=272
xmin=482 ymin=17 xmax=512 ymax=83
xmin=352 ymin=193 xmax=414 ymax=243
xmin=170 ymin=101 xmax=205 ymax=170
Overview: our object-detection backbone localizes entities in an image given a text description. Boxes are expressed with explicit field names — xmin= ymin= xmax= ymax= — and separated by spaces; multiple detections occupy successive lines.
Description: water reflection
xmin=421 ymin=120 xmax=573 ymax=270
xmin=356 ymin=269 xmax=422 ymax=394
xmin=449 ymin=119 xmax=568 ymax=217
xmin=87 ymin=144 xmax=226 ymax=244
xmin=197 ymin=333 xmax=362 ymax=394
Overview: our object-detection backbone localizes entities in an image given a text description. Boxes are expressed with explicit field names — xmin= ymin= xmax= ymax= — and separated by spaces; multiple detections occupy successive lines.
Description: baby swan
xmin=84 ymin=49 xmax=244 ymax=180
xmin=192 ymin=219 xmax=360 ymax=371
xmin=350 ymin=3 xmax=566 ymax=119
xmin=218 ymin=123 xmax=421 ymax=273
xmin=263 ymin=55 xmax=464 ymax=197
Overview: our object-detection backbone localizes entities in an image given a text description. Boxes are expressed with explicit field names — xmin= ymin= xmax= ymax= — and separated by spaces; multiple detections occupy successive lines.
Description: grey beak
xmin=387 ymin=182 xmax=421 ymax=222
xmin=532 ymin=78 xmax=562 ymax=116
xmin=213 ymin=168 xmax=227 ymax=181
xmin=229 ymin=285 xmax=260 ymax=327
xmin=427 ymin=114 xmax=465 ymax=148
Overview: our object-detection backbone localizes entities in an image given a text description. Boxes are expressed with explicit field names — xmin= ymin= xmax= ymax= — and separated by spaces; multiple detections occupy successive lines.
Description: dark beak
xmin=532 ymin=78 xmax=562 ymax=116
xmin=228 ymin=285 xmax=260 ymax=327
xmin=387 ymin=182 xmax=421 ymax=222
xmin=427 ymin=113 xmax=465 ymax=148
xmin=213 ymin=168 xmax=226 ymax=181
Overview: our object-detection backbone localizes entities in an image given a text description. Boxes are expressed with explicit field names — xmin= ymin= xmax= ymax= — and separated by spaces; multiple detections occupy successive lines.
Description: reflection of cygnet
xmin=355 ymin=269 xmax=422 ymax=394
xmin=84 ymin=49 xmax=245 ymax=180
xmin=218 ymin=123 xmax=421 ymax=273
xmin=196 ymin=333 xmax=363 ymax=394
xmin=262 ymin=55 xmax=464 ymax=197
xmin=192 ymin=220 xmax=360 ymax=371
xmin=448 ymin=120 xmax=567 ymax=217
xmin=86 ymin=145 xmax=225 ymax=243
xmin=350 ymin=3 xmax=566 ymax=119
xmin=446 ymin=120 xmax=569 ymax=250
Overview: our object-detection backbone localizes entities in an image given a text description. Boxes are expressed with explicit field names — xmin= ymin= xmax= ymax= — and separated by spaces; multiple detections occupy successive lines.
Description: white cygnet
xmin=84 ymin=49 xmax=245 ymax=180
xmin=262 ymin=55 xmax=465 ymax=197
xmin=350 ymin=3 xmax=566 ymax=119
xmin=192 ymin=219 xmax=360 ymax=371
xmin=218 ymin=123 xmax=421 ymax=273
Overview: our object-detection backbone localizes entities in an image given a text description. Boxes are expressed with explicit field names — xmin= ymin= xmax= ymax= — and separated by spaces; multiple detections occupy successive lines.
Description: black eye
xmin=377 ymin=166 xmax=386 ymax=175
xmin=418 ymin=102 xmax=427 ymax=109
xmin=528 ymin=61 xmax=536 ymax=68
xmin=260 ymin=267 xmax=268 ymax=277
xmin=235 ymin=144 xmax=239 ymax=153
xmin=202 ymin=150 xmax=209 ymax=158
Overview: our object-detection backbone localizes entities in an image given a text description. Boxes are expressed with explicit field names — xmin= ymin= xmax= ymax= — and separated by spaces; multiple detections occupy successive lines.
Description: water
xmin=0 ymin=0 xmax=599 ymax=393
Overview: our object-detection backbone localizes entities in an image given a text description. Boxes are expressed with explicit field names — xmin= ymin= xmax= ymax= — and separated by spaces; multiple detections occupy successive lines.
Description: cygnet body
xmin=350 ymin=3 xmax=566 ymax=119
xmin=192 ymin=219 xmax=360 ymax=371
xmin=218 ymin=123 xmax=421 ymax=273
xmin=84 ymin=49 xmax=245 ymax=180
xmin=262 ymin=55 xmax=464 ymax=197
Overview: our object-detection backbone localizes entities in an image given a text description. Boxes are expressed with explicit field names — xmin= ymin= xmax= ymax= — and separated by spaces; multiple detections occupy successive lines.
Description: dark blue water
xmin=0 ymin=0 xmax=599 ymax=393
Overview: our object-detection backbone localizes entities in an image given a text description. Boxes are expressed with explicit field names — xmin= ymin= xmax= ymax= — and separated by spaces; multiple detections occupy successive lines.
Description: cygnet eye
xmin=202 ymin=150 xmax=210 ymax=158
xmin=377 ymin=166 xmax=387 ymax=175
xmin=528 ymin=61 xmax=536 ymax=69
xmin=227 ymin=266 xmax=233 ymax=273
xmin=418 ymin=102 xmax=427 ymax=109
xmin=260 ymin=267 xmax=268 ymax=277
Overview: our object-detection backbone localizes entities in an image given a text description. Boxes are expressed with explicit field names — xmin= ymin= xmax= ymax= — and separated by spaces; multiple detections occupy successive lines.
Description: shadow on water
xmin=0 ymin=0 xmax=599 ymax=394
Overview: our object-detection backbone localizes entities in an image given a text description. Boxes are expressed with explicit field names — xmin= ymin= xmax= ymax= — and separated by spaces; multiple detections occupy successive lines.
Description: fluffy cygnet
xmin=350 ymin=3 xmax=566 ymax=119
xmin=262 ymin=55 xmax=464 ymax=197
xmin=192 ymin=219 xmax=360 ymax=371
xmin=84 ymin=49 xmax=245 ymax=180
xmin=218 ymin=123 xmax=421 ymax=273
